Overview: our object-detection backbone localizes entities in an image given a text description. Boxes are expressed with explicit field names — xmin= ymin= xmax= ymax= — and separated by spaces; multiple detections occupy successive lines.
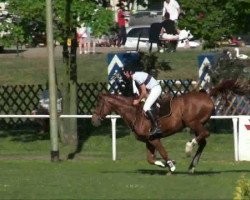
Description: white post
xmin=232 ymin=117 xmax=239 ymax=161
xmin=111 ymin=118 xmax=117 ymax=161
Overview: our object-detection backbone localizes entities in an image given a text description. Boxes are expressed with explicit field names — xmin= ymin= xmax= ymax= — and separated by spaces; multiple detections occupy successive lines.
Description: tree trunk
xmin=59 ymin=0 xmax=78 ymax=145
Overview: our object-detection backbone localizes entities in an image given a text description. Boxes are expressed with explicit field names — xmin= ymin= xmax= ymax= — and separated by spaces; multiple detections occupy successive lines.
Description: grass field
xmin=0 ymin=121 xmax=250 ymax=199
xmin=0 ymin=47 xmax=212 ymax=85
xmin=1 ymin=46 xmax=250 ymax=199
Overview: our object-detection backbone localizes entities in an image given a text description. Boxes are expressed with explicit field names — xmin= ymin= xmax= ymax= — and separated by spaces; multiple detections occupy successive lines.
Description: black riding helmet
xmin=122 ymin=61 xmax=140 ymax=73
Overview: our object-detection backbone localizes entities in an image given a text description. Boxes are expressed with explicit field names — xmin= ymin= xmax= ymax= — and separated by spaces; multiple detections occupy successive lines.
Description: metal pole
xmin=46 ymin=0 xmax=59 ymax=161
xmin=232 ymin=118 xmax=239 ymax=161
xmin=111 ymin=118 xmax=117 ymax=161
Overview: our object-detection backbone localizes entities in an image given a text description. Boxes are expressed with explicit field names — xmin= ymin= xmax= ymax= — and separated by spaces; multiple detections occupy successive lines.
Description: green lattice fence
xmin=0 ymin=84 xmax=47 ymax=127
xmin=0 ymin=81 xmax=249 ymax=128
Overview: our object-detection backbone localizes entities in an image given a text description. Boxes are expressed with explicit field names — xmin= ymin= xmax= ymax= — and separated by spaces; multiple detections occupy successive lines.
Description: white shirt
xmin=132 ymin=72 xmax=159 ymax=90
xmin=77 ymin=26 xmax=87 ymax=38
xmin=162 ymin=0 xmax=180 ymax=21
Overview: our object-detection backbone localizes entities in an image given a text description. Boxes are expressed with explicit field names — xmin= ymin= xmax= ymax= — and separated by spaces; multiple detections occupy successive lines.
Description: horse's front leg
xmin=188 ymin=139 xmax=206 ymax=173
xmin=149 ymin=139 xmax=176 ymax=172
xmin=146 ymin=141 xmax=164 ymax=168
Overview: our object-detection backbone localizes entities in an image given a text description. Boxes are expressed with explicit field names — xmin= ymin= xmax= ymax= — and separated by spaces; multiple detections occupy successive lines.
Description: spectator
xmin=162 ymin=0 xmax=180 ymax=22
xmin=116 ymin=3 xmax=127 ymax=47
xmin=77 ymin=23 xmax=88 ymax=54
xmin=87 ymin=26 xmax=96 ymax=54
xmin=160 ymin=12 xmax=179 ymax=51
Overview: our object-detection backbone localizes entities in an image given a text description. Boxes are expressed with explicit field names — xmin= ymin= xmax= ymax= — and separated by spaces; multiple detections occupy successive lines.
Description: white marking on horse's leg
xmin=185 ymin=141 xmax=193 ymax=157
xmin=189 ymin=167 xmax=195 ymax=174
xmin=191 ymin=138 xmax=198 ymax=146
xmin=167 ymin=160 xmax=176 ymax=172
xmin=154 ymin=160 xmax=166 ymax=168
xmin=185 ymin=138 xmax=198 ymax=157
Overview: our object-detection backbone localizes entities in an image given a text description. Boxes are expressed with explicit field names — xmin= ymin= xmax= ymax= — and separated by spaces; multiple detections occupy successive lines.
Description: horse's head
xmin=92 ymin=93 xmax=112 ymax=127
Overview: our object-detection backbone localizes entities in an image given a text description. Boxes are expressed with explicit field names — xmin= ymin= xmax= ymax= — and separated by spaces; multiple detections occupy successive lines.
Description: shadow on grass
xmin=0 ymin=118 xmax=130 ymax=159
xmin=0 ymin=121 xmax=50 ymax=142
xmin=0 ymin=49 xmax=26 ymax=55
xmin=136 ymin=169 xmax=250 ymax=176
xmin=67 ymin=119 xmax=130 ymax=160
xmin=100 ymin=168 xmax=250 ymax=176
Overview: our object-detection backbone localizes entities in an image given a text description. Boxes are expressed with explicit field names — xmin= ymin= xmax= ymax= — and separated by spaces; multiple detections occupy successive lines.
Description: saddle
xmin=151 ymin=93 xmax=173 ymax=119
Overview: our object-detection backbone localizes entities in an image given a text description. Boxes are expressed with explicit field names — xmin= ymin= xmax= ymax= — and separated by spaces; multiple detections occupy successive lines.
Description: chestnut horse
xmin=92 ymin=80 xmax=238 ymax=173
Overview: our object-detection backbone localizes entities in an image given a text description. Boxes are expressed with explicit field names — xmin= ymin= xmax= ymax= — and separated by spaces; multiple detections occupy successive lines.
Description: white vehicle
xmin=125 ymin=25 xmax=153 ymax=49
xmin=125 ymin=25 xmax=200 ymax=49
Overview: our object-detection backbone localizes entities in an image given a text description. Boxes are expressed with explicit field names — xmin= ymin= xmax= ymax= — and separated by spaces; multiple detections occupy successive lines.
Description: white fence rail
xmin=0 ymin=115 xmax=248 ymax=161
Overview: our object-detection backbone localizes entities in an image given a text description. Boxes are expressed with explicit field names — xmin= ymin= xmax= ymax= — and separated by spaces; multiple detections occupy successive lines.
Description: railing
xmin=0 ymin=114 xmax=247 ymax=161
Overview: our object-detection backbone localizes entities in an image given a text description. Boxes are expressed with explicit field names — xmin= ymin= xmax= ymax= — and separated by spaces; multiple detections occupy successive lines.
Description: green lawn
xmin=0 ymin=47 xmax=250 ymax=199
xmin=0 ymin=47 xmax=209 ymax=85
xmin=0 ymin=124 xmax=250 ymax=199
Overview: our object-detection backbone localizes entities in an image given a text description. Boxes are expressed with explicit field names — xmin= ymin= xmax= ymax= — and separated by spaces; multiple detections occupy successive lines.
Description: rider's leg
xmin=143 ymin=85 xmax=162 ymax=139
xmin=145 ymin=110 xmax=162 ymax=137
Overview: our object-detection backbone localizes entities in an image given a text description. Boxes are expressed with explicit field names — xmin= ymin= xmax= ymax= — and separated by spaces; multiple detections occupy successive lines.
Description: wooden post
xmin=46 ymin=0 xmax=59 ymax=161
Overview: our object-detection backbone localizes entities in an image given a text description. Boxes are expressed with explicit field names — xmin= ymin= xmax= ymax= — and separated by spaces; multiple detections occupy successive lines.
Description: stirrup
xmin=149 ymin=128 xmax=162 ymax=140
xmin=149 ymin=127 xmax=162 ymax=135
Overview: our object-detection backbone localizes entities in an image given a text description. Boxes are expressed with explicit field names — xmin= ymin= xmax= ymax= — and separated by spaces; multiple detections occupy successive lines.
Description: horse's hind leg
xmin=185 ymin=122 xmax=210 ymax=156
xmin=185 ymin=122 xmax=209 ymax=172
xmin=188 ymin=139 xmax=206 ymax=173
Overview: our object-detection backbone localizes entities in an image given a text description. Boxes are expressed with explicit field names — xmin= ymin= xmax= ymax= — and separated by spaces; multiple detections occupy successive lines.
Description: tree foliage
xmin=208 ymin=50 xmax=250 ymax=96
xmin=179 ymin=0 xmax=250 ymax=48
xmin=3 ymin=0 xmax=114 ymax=46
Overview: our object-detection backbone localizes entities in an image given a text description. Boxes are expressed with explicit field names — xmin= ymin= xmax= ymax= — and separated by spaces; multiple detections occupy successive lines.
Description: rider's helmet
xmin=122 ymin=61 xmax=140 ymax=73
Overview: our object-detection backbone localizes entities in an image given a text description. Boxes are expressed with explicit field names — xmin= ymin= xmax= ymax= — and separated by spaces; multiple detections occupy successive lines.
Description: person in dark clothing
xmin=160 ymin=12 xmax=179 ymax=52
xmin=161 ymin=12 xmax=178 ymax=35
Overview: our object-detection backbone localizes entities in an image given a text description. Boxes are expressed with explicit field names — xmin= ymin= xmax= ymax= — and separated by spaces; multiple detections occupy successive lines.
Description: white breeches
xmin=161 ymin=33 xmax=179 ymax=40
xmin=143 ymin=84 xmax=162 ymax=112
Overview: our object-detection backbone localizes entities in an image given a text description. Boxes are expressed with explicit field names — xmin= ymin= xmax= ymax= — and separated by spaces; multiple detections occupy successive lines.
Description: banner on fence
xmin=237 ymin=116 xmax=250 ymax=161
xmin=107 ymin=52 xmax=139 ymax=94
xmin=197 ymin=53 xmax=218 ymax=89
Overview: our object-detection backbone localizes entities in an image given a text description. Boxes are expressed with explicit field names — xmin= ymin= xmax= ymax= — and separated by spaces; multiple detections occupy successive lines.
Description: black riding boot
xmin=146 ymin=110 xmax=162 ymax=139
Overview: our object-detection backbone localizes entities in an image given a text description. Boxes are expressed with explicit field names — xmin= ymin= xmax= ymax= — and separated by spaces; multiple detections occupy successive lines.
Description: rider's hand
xmin=133 ymin=99 xmax=140 ymax=106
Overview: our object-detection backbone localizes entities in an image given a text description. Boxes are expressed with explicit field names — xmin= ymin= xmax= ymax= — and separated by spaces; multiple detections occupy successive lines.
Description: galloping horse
xmin=92 ymin=80 xmax=238 ymax=173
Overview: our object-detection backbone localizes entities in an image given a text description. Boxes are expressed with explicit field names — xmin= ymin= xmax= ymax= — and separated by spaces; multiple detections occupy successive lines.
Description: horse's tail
xmin=208 ymin=80 xmax=239 ymax=97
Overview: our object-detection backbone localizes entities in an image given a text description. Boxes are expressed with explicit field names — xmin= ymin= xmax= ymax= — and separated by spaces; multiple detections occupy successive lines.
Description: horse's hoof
xmin=166 ymin=171 xmax=172 ymax=176
xmin=188 ymin=167 xmax=195 ymax=174
xmin=185 ymin=141 xmax=192 ymax=157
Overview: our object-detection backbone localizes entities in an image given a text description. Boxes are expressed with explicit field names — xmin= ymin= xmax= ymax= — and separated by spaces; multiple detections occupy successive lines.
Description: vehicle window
xmin=127 ymin=28 xmax=149 ymax=38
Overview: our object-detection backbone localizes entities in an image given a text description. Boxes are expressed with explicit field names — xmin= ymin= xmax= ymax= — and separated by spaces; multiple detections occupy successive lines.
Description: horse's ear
xmin=98 ymin=92 xmax=108 ymax=100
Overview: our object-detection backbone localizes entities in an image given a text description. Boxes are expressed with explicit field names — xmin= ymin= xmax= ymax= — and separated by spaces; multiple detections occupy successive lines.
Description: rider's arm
xmin=138 ymin=84 xmax=148 ymax=101
xmin=133 ymin=84 xmax=147 ymax=106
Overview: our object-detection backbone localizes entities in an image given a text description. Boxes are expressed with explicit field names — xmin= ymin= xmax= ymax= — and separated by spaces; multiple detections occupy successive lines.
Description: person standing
xmin=77 ymin=23 xmax=87 ymax=55
xmin=162 ymin=0 xmax=180 ymax=22
xmin=116 ymin=3 xmax=127 ymax=47
xmin=87 ymin=26 xmax=96 ymax=54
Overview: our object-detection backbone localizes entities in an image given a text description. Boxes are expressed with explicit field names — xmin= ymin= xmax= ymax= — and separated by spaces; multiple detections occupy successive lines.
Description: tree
xmin=6 ymin=0 xmax=114 ymax=145
xmin=7 ymin=0 xmax=114 ymax=45
xmin=179 ymin=0 xmax=250 ymax=48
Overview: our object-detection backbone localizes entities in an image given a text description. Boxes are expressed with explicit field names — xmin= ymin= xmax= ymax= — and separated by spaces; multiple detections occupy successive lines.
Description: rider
xmin=122 ymin=63 xmax=162 ymax=140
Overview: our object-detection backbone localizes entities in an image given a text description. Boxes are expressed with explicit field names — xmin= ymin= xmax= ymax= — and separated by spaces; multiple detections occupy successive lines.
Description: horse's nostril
xmin=91 ymin=114 xmax=101 ymax=127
